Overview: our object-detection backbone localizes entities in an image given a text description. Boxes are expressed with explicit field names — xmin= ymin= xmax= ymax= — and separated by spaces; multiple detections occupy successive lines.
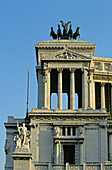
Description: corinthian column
xmin=47 ymin=69 xmax=51 ymax=109
xmin=87 ymin=79 xmax=91 ymax=108
xmin=101 ymin=83 xmax=105 ymax=109
xmin=43 ymin=70 xmax=47 ymax=108
xmin=69 ymin=68 xmax=76 ymax=109
xmin=57 ymin=68 xmax=63 ymax=109
xmin=111 ymin=84 xmax=112 ymax=116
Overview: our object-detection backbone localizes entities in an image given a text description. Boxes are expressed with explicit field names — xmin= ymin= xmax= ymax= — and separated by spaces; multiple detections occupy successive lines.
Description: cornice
xmin=35 ymin=40 xmax=96 ymax=51
xmin=93 ymin=56 xmax=112 ymax=62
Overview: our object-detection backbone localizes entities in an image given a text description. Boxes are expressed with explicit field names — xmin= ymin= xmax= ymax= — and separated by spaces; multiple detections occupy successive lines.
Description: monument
xmin=4 ymin=21 xmax=112 ymax=170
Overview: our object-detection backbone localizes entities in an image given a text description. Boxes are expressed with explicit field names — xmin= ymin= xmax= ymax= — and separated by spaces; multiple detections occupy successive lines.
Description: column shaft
xmin=56 ymin=143 xmax=59 ymax=164
xmin=44 ymin=71 xmax=47 ymax=108
xmin=101 ymin=83 xmax=105 ymax=109
xmin=82 ymin=69 xmax=88 ymax=109
xmin=47 ymin=70 xmax=51 ymax=109
xmin=58 ymin=69 xmax=63 ymax=109
xmin=93 ymin=81 xmax=95 ymax=109
xmin=70 ymin=69 xmax=75 ymax=109
xmin=111 ymin=84 xmax=112 ymax=115
xmin=65 ymin=127 xmax=67 ymax=136
xmin=87 ymin=80 xmax=91 ymax=108
xmin=109 ymin=134 xmax=112 ymax=161
xmin=71 ymin=127 xmax=73 ymax=136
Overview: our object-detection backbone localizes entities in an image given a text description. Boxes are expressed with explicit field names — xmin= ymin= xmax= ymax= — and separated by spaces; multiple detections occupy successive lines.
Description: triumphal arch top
xmin=4 ymin=21 xmax=112 ymax=170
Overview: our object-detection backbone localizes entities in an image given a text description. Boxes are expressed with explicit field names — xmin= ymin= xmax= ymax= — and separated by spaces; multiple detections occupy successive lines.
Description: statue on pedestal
xmin=14 ymin=121 xmax=30 ymax=149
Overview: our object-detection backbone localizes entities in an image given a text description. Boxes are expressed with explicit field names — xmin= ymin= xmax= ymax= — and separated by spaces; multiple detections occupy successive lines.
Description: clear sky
xmin=0 ymin=0 xmax=112 ymax=169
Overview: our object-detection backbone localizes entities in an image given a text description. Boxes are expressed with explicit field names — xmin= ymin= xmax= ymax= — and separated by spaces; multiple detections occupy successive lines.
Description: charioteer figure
xmin=60 ymin=20 xmax=71 ymax=38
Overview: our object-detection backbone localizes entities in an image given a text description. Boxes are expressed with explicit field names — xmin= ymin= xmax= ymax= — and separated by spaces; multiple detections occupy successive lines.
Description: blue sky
xmin=1 ymin=0 xmax=112 ymax=169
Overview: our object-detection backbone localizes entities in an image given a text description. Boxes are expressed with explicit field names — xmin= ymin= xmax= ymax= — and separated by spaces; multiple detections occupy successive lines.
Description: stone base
xmin=12 ymin=147 xmax=33 ymax=170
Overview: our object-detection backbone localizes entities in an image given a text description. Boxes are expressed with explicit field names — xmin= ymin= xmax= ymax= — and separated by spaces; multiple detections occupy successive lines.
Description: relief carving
xmin=104 ymin=63 xmax=112 ymax=71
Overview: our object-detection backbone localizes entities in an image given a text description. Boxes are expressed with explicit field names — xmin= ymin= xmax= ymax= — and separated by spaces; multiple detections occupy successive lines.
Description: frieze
xmin=48 ymin=62 xmax=89 ymax=69
xmin=93 ymin=75 xmax=112 ymax=81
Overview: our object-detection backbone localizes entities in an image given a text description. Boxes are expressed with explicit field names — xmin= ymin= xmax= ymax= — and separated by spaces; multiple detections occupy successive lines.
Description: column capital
xmin=69 ymin=68 xmax=76 ymax=72
xmin=57 ymin=68 xmax=63 ymax=72
xmin=101 ymin=82 xmax=105 ymax=86
xmin=87 ymin=80 xmax=91 ymax=84
xmin=48 ymin=68 xmax=51 ymax=72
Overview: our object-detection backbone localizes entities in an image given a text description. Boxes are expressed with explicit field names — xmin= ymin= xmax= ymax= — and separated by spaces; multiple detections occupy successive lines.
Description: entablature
xmin=29 ymin=109 xmax=108 ymax=122
xmin=93 ymin=74 xmax=112 ymax=83
xmin=54 ymin=136 xmax=84 ymax=144
xmin=35 ymin=40 xmax=96 ymax=65
xmin=93 ymin=56 xmax=112 ymax=73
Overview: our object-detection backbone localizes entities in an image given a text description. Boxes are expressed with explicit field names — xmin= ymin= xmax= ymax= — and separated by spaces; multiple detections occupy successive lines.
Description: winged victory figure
xmin=60 ymin=20 xmax=71 ymax=37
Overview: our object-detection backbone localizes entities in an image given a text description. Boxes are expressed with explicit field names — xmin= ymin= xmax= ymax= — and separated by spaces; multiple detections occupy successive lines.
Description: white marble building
xmin=4 ymin=40 xmax=112 ymax=170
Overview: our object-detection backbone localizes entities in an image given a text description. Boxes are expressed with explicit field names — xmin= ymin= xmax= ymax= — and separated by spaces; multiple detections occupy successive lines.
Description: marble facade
xmin=4 ymin=40 xmax=112 ymax=170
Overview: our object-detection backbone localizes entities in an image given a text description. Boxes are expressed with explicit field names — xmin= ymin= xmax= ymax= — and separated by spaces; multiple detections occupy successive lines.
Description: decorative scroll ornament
xmin=50 ymin=20 xmax=80 ymax=40
xmin=14 ymin=121 xmax=31 ymax=149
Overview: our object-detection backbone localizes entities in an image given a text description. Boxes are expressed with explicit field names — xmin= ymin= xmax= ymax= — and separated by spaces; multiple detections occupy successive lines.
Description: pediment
xmin=41 ymin=49 xmax=92 ymax=61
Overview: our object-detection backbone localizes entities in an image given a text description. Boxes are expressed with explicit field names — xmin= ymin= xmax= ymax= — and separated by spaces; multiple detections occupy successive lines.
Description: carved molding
xmin=31 ymin=116 xmax=105 ymax=121
xmin=93 ymin=75 xmax=112 ymax=81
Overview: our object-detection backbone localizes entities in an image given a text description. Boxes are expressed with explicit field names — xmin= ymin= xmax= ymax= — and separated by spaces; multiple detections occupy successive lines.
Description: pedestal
xmin=12 ymin=148 xmax=33 ymax=170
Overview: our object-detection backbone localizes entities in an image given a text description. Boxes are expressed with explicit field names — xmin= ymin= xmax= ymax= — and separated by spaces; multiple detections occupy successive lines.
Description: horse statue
xmin=68 ymin=24 xmax=73 ymax=39
xmin=50 ymin=27 xmax=57 ymax=39
xmin=73 ymin=27 xmax=80 ymax=40
xmin=57 ymin=24 xmax=62 ymax=39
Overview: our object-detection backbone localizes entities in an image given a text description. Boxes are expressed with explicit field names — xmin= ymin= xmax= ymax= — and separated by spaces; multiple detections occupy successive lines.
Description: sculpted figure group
xmin=14 ymin=121 xmax=30 ymax=149
xmin=50 ymin=21 xmax=80 ymax=40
